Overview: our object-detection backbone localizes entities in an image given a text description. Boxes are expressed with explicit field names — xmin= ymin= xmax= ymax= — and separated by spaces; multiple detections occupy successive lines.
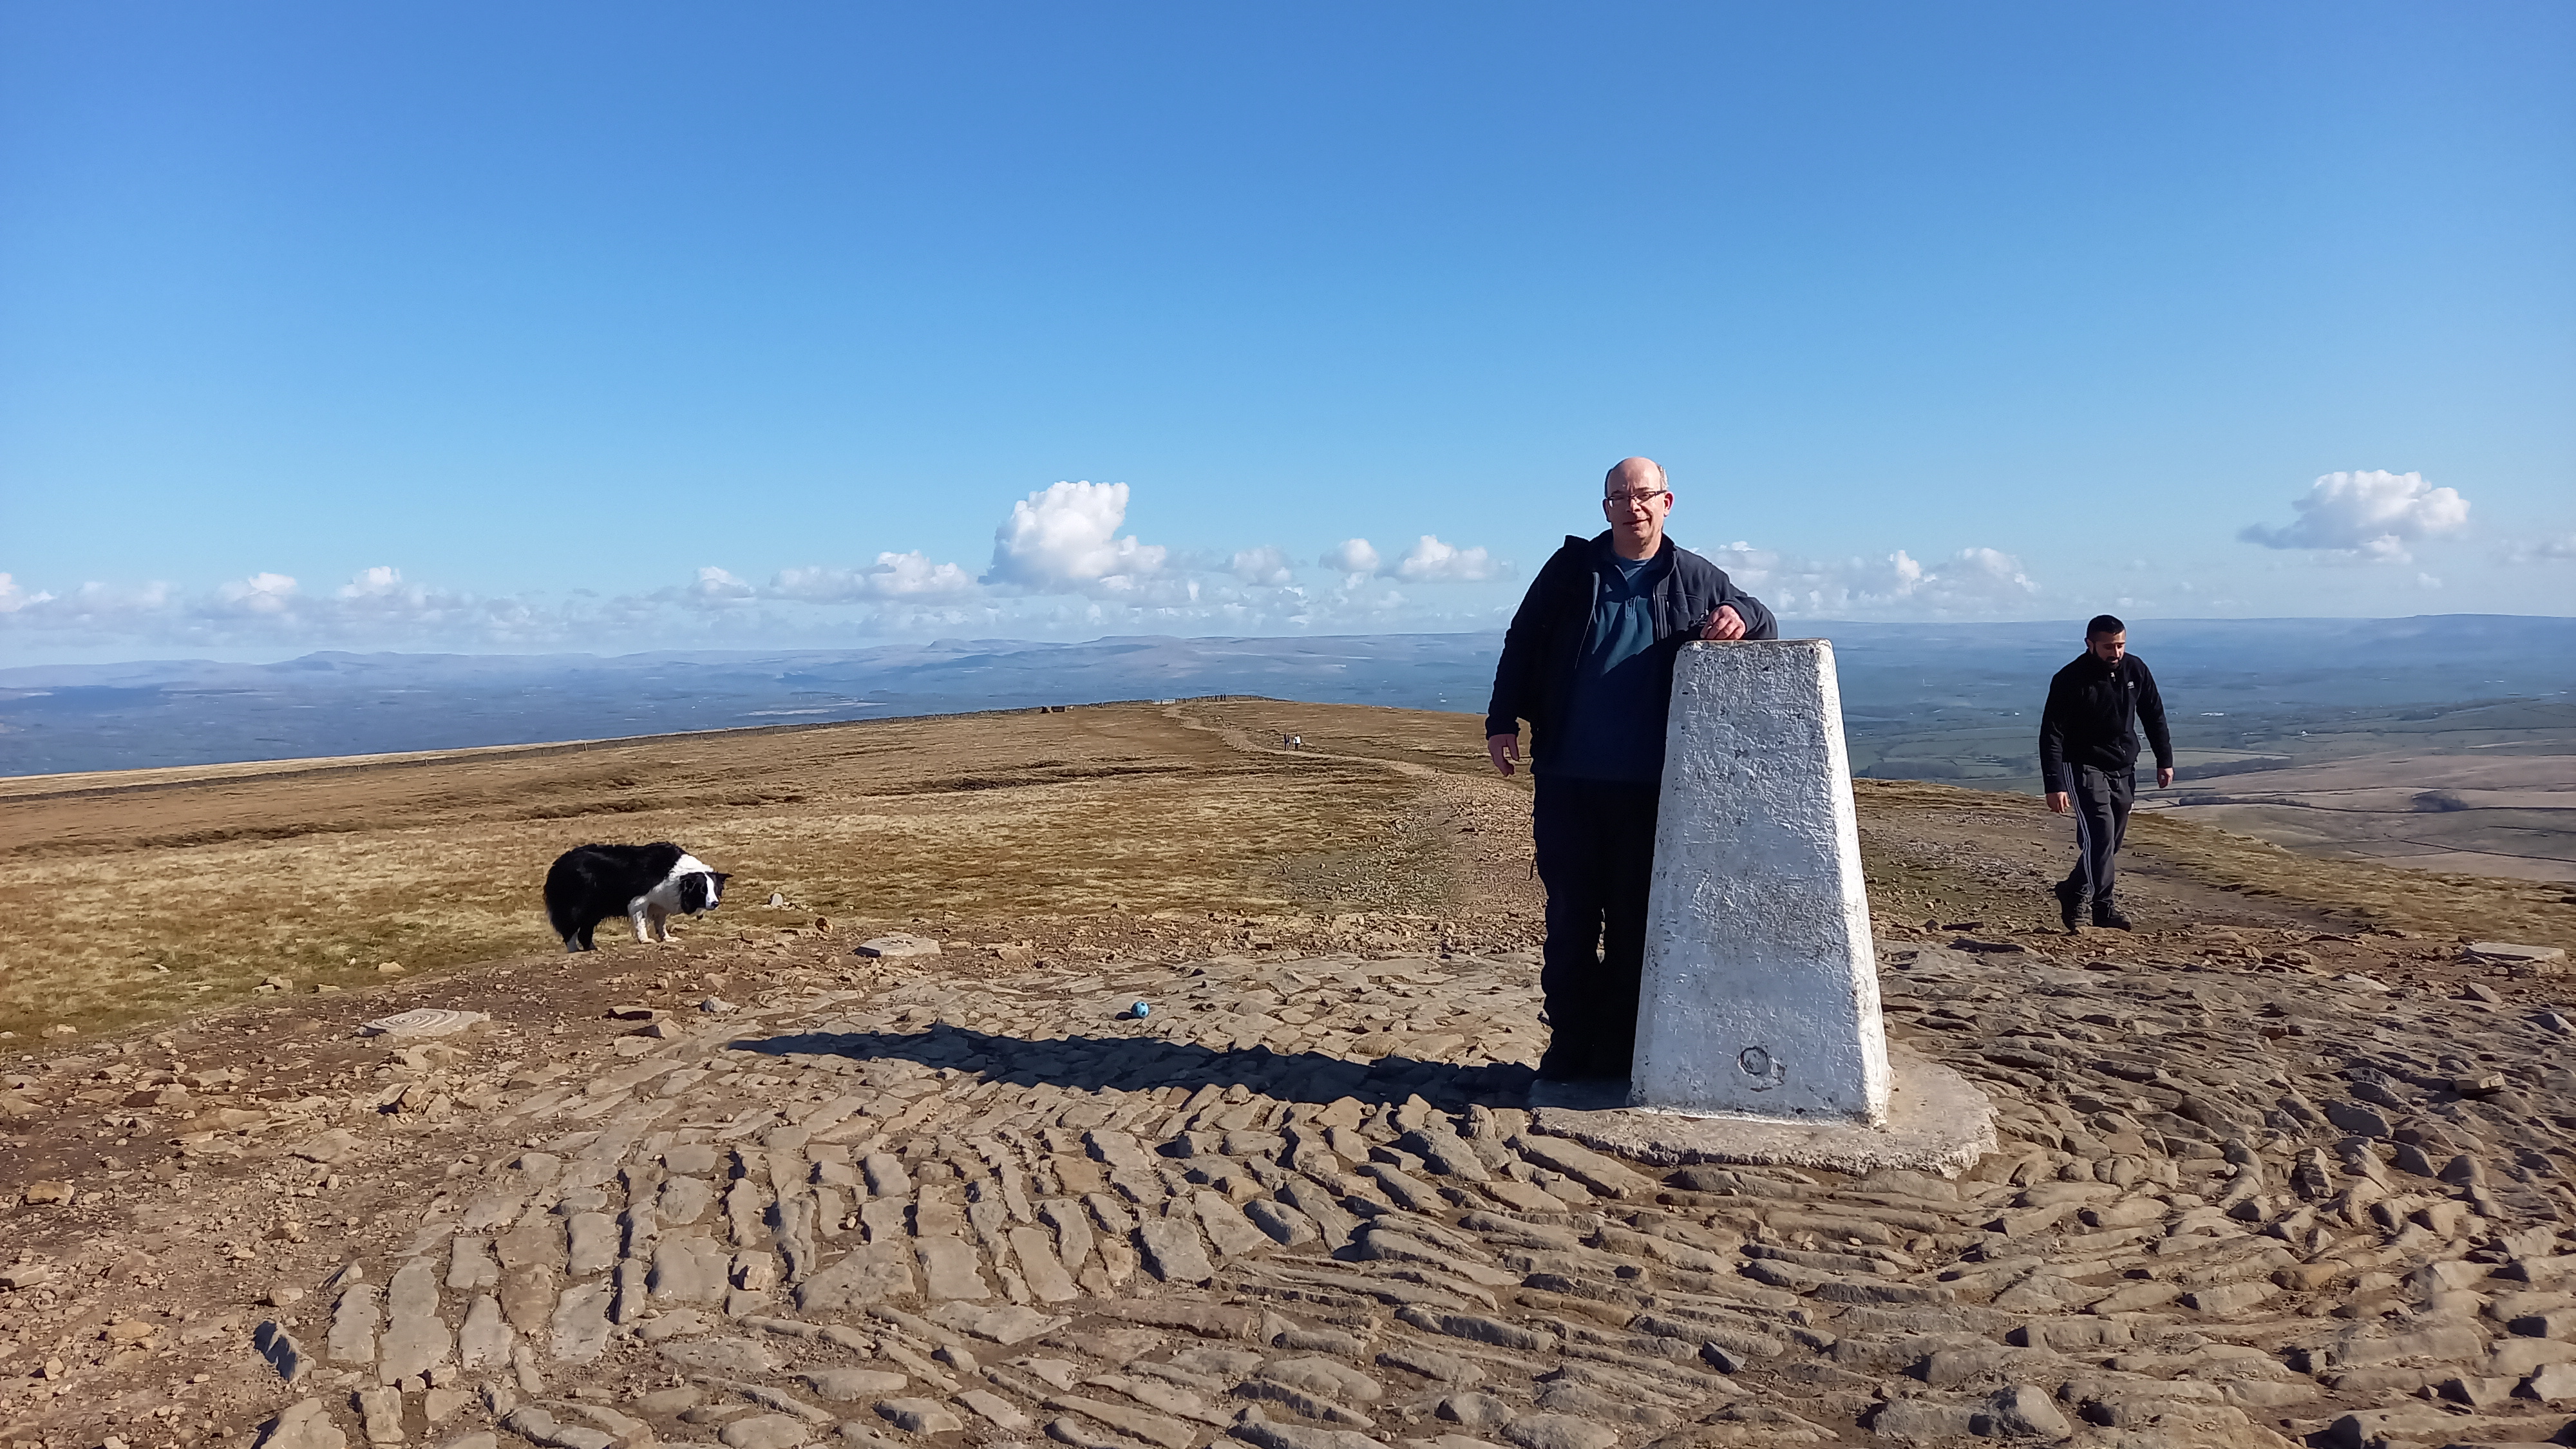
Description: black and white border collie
xmin=544 ymin=842 xmax=730 ymax=952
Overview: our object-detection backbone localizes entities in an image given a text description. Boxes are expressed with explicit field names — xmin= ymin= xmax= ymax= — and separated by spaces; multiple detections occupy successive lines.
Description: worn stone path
xmin=10 ymin=934 xmax=2576 ymax=1449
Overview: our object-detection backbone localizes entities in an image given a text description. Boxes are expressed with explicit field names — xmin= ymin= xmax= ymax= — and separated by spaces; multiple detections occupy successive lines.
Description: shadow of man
xmin=733 ymin=1021 xmax=1539 ymax=1110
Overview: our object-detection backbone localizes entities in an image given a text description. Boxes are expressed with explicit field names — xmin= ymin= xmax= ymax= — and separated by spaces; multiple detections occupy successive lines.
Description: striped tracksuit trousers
xmin=2059 ymin=763 xmax=2136 ymax=908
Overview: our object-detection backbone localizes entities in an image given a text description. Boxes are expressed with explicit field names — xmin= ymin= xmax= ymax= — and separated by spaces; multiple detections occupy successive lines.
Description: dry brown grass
xmin=6 ymin=697 xmax=2568 ymax=1043
xmin=0 ymin=703 xmax=1463 ymax=1039
xmin=1849 ymin=776 xmax=2576 ymax=948
xmin=2121 ymin=806 xmax=2576 ymax=946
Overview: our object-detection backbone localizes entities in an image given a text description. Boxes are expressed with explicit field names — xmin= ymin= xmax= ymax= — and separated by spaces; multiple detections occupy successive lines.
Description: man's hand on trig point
xmin=1700 ymin=604 xmax=1747 ymax=641
xmin=1486 ymin=733 xmax=1521 ymax=777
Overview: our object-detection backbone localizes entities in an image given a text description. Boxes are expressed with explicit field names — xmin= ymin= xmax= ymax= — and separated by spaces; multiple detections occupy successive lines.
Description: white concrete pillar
xmin=1632 ymin=639 xmax=1891 ymax=1125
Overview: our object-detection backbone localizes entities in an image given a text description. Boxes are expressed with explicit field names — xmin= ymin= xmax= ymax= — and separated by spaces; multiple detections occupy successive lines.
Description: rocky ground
xmin=6 ymin=913 xmax=2576 ymax=1449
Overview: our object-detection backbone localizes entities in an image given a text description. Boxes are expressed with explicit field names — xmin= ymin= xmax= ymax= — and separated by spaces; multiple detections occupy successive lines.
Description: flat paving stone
xmin=378 ymin=1256 xmax=450 ymax=1383
xmin=914 ymin=1235 xmax=990 ymax=1299
xmin=800 ymin=1368 xmax=908 ymax=1400
xmin=872 ymin=1398 xmax=962 ymax=1434
xmin=1135 ymin=1218 xmax=1214 ymax=1284
xmin=549 ymin=1280 xmax=611 ymax=1363
xmin=327 ymin=1283 xmax=379 ymax=1367
xmin=46 ymin=940 xmax=2576 ymax=1449
xmin=795 ymin=1242 xmax=918 ymax=1312
xmin=718 ymin=1414 xmax=813 ymax=1449
xmin=1497 ymin=1415 xmax=1619 ymax=1449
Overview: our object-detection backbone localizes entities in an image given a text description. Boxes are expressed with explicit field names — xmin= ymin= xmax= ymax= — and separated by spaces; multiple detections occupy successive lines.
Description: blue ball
xmin=1131 ymin=1000 xmax=1151 ymax=1019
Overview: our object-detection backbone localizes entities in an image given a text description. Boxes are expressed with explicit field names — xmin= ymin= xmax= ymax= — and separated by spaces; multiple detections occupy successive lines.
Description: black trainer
xmin=2093 ymin=902 xmax=2135 ymax=931
xmin=2054 ymin=878 xmax=2086 ymax=933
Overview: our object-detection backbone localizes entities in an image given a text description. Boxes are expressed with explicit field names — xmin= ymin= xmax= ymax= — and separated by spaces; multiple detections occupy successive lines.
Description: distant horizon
xmin=4 ymin=612 xmax=2564 ymax=781
xmin=5 ymin=609 xmax=2572 ymax=676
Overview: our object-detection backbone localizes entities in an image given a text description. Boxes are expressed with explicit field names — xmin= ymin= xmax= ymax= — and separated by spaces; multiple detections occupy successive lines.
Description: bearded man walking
xmin=1484 ymin=457 xmax=1777 ymax=1083
xmin=2040 ymin=614 xmax=2174 ymax=932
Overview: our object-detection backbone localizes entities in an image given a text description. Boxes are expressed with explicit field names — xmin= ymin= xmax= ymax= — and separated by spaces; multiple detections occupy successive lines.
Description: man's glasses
xmin=1603 ymin=490 xmax=1669 ymax=510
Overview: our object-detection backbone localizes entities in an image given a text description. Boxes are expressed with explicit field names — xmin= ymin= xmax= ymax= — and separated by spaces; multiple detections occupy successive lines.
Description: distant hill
xmin=1 ymin=614 xmax=2568 ymax=779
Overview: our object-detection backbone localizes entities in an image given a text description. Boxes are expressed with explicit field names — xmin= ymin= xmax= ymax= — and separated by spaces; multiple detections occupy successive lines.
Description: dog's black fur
xmin=544 ymin=842 xmax=730 ymax=952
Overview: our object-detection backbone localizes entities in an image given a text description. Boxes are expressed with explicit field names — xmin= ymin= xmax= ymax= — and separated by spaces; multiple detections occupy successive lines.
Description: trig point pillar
xmin=1631 ymin=639 xmax=1891 ymax=1125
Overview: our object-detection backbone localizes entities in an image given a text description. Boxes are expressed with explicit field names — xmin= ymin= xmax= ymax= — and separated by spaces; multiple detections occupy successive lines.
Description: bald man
xmin=1484 ymin=458 xmax=1777 ymax=1083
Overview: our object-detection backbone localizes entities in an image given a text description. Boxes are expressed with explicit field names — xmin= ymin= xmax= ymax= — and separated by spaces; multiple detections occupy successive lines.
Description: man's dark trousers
xmin=1533 ymin=775 xmax=1660 ymax=1077
xmin=2058 ymin=764 xmax=2135 ymax=908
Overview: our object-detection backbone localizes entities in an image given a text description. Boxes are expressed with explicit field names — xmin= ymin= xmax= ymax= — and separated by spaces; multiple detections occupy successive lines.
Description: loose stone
xmin=1229 ymin=1421 xmax=1383 ymax=1449
xmin=1438 ymin=1394 xmax=1514 ymax=1430
xmin=355 ymin=1387 xmax=403 ymax=1445
xmin=718 ymin=1415 xmax=815 ymax=1449
xmin=957 ymin=1390 xmax=1032 ymax=1431
xmin=800 ymin=1368 xmax=907 ymax=1400
xmin=661 ymin=1338 xmax=778 ymax=1377
xmin=261 ymin=1399 xmax=348 ymax=1449
xmin=498 ymin=1408 xmax=613 ymax=1449
xmin=873 ymin=1399 xmax=963 ymax=1434
xmin=1494 ymin=1414 xmax=1618 ymax=1449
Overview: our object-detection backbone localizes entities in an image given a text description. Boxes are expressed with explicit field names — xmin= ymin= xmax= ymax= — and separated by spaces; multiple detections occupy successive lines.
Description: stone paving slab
xmin=15 ymin=937 xmax=2576 ymax=1449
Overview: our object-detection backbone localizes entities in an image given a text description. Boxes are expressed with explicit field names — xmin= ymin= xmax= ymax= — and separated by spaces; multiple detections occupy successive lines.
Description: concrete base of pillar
xmin=1526 ymin=1042 xmax=1996 ymax=1178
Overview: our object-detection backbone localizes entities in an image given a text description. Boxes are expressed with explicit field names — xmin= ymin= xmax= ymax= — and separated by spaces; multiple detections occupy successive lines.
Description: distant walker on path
xmin=2039 ymin=614 xmax=2174 ymax=933
xmin=1484 ymin=457 xmax=1777 ymax=1083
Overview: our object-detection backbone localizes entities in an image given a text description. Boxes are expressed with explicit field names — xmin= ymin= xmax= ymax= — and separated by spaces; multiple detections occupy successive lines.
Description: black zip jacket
xmin=1483 ymin=532 xmax=1777 ymax=770
xmin=2038 ymin=652 xmax=2173 ymax=781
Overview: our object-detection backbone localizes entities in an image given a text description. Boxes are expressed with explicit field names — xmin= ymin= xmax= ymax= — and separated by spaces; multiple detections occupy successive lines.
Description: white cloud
xmin=773 ymin=552 xmax=977 ymax=602
xmin=1392 ymin=535 xmax=1500 ymax=583
xmin=0 ymin=483 xmax=1544 ymax=656
xmin=2237 ymin=469 xmax=2470 ymax=563
xmin=339 ymin=565 xmax=403 ymax=599
xmin=327 ymin=566 xmax=486 ymax=627
xmin=1317 ymin=535 xmax=1502 ymax=585
xmin=0 ymin=566 xmax=539 ymax=652
xmin=0 ymin=574 xmax=53 ymax=614
xmin=1703 ymin=541 xmax=2041 ymax=617
xmin=1230 ymin=545 xmax=1295 ymax=587
xmin=0 ymin=555 xmax=1513 ymax=657
xmin=683 ymin=566 xmax=758 ymax=607
xmin=1944 ymin=546 xmax=2040 ymax=598
xmin=1320 ymin=538 xmax=1381 ymax=580
xmin=57 ymin=580 xmax=176 ymax=621
xmin=213 ymin=571 xmax=299 ymax=615
xmin=2499 ymin=533 xmax=2576 ymax=564
xmin=984 ymin=480 xmax=1168 ymax=594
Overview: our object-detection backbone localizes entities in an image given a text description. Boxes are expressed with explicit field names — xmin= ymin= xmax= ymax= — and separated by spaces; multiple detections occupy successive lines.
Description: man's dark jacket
xmin=2038 ymin=652 xmax=2173 ymax=781
xmin=1483 ymin=532 xmax=1777 ymax=771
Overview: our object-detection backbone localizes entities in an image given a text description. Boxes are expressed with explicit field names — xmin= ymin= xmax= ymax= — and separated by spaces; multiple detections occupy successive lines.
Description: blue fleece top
xmin=1548 ymin=543 xmax=1671 ymax=783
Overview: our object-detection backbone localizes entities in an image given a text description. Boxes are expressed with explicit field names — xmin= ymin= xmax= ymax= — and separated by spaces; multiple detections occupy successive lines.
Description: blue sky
xmin=3 ymin=3 xmax=2570 ymax=661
